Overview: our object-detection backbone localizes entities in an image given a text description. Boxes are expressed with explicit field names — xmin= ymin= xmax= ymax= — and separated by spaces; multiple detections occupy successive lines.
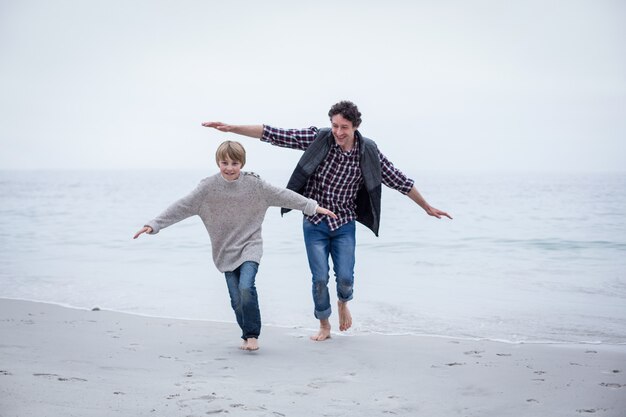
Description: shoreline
xmin=2 ymin=298 xmax=625 ymax=416
xmin=3 ymin=297 xmax=624 ymax=346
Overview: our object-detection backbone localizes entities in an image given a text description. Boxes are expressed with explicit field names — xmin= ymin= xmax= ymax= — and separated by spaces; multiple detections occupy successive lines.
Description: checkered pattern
xmin=261 ymin=125 xmax=414 ymax=230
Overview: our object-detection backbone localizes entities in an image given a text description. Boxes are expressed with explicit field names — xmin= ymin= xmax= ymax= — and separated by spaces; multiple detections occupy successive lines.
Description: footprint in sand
xmin=0 ymin=370 xmax=12 ymax=376
xmin=599 ymin=382 xmax=624 ymax=389
xmin=33 ymin=373 xmax=87 ymax=382
xmin=183 ymin=393 xmax=219 ymax=403
xmin=256 ymin=389 xmax=273 ymax=394
xmin=57 ymin=376 xmax=87 ymax=382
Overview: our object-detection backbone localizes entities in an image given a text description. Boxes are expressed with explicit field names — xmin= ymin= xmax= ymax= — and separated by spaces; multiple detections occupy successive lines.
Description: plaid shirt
xmin=261 ymin=125 xmax=415 ymax=230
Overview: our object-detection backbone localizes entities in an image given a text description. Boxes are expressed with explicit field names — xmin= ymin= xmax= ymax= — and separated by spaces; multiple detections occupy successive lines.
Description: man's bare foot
xmin=245 ymin=338 xmax=259 ymax=351
xmin=240 ymin=339 xmax=248 ymax=350
xmin=310 ymin=319 xmax=332 ymax=341
xmin=338 ymin=301 xmax=352 ymax=331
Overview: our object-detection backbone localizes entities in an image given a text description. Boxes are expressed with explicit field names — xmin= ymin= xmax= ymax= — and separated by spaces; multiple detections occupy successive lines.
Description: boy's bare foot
xmin=310 ymin=319 xmax=332 ymax=341
xmin=338 ymin=301 xmax=352 ymax=331
xmin=245 ymin=338 xmax=259 ymax=351
xmin=240 ymin=340 xmax=249 ymax=350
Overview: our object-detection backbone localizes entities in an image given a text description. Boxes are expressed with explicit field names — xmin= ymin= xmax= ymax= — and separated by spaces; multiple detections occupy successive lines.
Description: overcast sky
xmin=1 ymin=0 xmax=624 ymax=173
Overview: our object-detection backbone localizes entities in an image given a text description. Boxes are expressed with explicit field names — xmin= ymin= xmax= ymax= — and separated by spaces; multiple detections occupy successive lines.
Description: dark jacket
xmin=281 ymin=128 xmax=383 ymax=236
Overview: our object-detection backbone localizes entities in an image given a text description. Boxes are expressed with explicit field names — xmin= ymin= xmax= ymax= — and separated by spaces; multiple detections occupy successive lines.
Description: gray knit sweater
xmin=146 ymin=172 xmax=318 ymax=272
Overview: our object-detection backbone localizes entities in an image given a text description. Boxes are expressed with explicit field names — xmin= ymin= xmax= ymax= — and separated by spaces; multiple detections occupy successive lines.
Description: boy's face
xmin=218 ymin=157 xmax=242 ymax=181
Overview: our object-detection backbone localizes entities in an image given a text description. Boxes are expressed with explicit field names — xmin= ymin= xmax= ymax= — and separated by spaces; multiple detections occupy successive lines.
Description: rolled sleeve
xmin=145 ymin=222 xmax=160 ymax=234
xmin=379 ymin=150 xmax=414 ymax=194
xmin=261 ymin=125 xmax=318 ymax=150
xmin=303 ymin=199 xmax=318 ymax=216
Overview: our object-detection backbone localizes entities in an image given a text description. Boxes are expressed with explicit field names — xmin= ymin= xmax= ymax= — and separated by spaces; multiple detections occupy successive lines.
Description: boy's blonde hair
xmin=215 ymin=140 xmax=246 ymax=167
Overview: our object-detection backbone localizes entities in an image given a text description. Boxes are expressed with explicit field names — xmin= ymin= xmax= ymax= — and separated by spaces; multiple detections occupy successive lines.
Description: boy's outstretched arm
xmin=202 ymin=122 xmax=263 ymax=139
xmin=133 ymin=226 xmax=153 ymax=239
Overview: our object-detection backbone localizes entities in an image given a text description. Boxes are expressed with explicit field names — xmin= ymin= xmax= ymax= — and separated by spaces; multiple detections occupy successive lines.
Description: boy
xmin=133 ymin=141 xmax=337 ymax=351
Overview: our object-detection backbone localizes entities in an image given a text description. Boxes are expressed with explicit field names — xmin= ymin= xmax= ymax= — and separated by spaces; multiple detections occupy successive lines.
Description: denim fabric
xmin=224 ymin=261 xmax=261 ymax=340
xmin=303 ymin=219 xmax=356 ymax=320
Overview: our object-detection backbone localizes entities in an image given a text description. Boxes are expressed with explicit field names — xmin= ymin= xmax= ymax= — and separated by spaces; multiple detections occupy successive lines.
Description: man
xmin=203 ymin=101 xmax=451 ymax=341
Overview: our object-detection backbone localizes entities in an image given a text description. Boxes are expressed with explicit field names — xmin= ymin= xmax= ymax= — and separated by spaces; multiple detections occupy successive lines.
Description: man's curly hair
xmin=328 ymin=101 xmax=362 ymax=128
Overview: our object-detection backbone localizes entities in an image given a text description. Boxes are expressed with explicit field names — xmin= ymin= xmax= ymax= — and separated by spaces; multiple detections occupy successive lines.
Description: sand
xmin=1 ymin=298 xmax=625 ymax=417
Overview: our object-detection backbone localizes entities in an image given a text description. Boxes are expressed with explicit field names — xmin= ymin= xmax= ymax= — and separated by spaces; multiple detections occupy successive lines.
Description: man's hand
xmin=425 ymin=206 xmax=452 ymax=220
xmin=202 ymin=121 xmax=234 ymax=132
xmin=201 ymin=123 xmax=264 ymax=139
xmin=133 ymin=226 xmax=153 ymax=239
xmin=407 ymin=187 xmax=452 ymax=219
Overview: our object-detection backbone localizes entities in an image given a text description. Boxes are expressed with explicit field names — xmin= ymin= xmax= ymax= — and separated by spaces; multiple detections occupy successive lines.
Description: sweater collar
xmin=219 ymin=173 xmax=241 ymax=183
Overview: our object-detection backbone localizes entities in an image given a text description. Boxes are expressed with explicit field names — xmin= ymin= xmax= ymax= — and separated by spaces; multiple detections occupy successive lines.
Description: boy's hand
xmin=316 ymin=206 xmax=338 ymax=220
xmin=202 ymin=121 xmax=234 ymax=132
xmin=133 ymin=226 xmax=153 ymax=239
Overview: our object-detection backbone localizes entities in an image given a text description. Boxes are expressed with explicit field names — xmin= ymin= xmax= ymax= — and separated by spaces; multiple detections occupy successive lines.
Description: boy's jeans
xmin=224 ymin=261 xmax=261 ymax=340
xmin=303 ymin=219 xmax=356 ymax=320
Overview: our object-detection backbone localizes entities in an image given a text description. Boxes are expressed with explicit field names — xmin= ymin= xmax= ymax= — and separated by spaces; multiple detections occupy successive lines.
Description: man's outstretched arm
xmin=203 ymin=122 xmax=317 ymax=151
xmin=377 ymin=150 xmax=452 ymax=220
xmin=202 ymin=122 xmax=264 ymax=139
xmin=407 ymin=186 xmax=453 ymax=219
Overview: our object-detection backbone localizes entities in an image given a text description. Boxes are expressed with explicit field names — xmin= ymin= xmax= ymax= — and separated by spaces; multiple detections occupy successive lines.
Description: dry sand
xmin=1 ymin=298 xmax=625 ymax=417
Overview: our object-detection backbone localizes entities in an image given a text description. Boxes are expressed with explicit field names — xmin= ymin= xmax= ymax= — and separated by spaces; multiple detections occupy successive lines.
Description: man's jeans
xmin=303 ymin=219 xmax=356 ymax=320
xmin=224 ymin=261 xmax=261 ymax=340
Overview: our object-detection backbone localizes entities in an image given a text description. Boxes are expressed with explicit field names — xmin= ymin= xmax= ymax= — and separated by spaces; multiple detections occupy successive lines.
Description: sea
xmin=1 ymin=169 xmax=625 ymax=344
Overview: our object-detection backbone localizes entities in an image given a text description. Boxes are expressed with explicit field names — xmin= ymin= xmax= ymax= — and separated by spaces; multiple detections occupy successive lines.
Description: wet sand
xmin=1 ymin=298 xmax=625 ymax=416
